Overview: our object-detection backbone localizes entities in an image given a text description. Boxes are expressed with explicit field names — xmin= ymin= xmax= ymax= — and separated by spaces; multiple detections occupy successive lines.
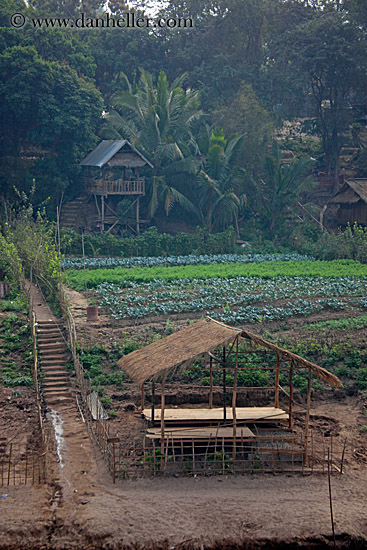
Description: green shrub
xmin=60 ymin=226 xmax=236 ymax=258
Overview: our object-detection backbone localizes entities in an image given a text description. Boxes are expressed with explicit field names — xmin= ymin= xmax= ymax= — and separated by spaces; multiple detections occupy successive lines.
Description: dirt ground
xmin=1 ymin=288 xmax=367 ymax=548
xmin=1 ymin=398 xmax=367 ymax=550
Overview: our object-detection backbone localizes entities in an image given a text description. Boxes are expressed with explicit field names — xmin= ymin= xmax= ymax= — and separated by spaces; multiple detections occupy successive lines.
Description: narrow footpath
xmin=27 ymin=283 xmax=105 ymax=530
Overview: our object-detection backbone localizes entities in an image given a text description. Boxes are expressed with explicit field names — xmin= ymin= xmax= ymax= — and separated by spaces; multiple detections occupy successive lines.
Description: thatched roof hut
xmin=329 ymin=178 xmax=367 ymax=226
xmin=118 ymin=317 xmax=341 ymax=388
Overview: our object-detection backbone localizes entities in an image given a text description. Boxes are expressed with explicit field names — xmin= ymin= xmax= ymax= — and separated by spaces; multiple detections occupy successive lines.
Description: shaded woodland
xmin=1 ymin=0 xmax=367 ymax=244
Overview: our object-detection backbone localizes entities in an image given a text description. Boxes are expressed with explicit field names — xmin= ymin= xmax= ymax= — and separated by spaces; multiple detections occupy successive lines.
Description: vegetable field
xmin=64 ymin=255 xmax=367 ymax=324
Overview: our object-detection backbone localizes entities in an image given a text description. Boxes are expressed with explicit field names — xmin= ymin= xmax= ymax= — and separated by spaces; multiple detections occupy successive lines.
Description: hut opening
xmin=116 ymin=318 xmax=343 ymax=477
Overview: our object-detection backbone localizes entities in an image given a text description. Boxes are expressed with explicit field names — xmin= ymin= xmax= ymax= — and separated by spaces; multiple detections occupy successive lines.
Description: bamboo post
xmin=223 ymin=346 xmax=227 ymax=421
xmin=222 ymin=437 xmax=225 ymax=474
xmin=328 ymin=448 xmax=337 ymax=550
xmin=112 ymin=441 xmax=116 ymax=484
xmin=143 ymin=435 xmax=146 ymax=473
xmin=209 ymin=355 xmax=213 ymax=409
xmin=192 ymin=439 xmax=195 ymax=475
xmin=141 ymin=383 xmax=145 ymax=413
xmin=136 ymin=196 xmax=140 ymax=234
xmin=288 ymin=361 xmax=294 ymax=430
xmin=340 ymin=438 xmax=347 ymax=475
xmin=304 ymin=368 xmax=312 ymax=466
xmin=232 ymin=337 xmax=238 ymax=460
xmin=7 ymin=444 xmax=12 ymax=486
xmin=164 ymin=437 xmax=169 ymax=477
xmin=153 ymin=439 xmax=156 ymax=476
xmin=275 ymin=352 xmax=280 ymax=408
xmin=82 ymin=232 xmax=87 ymax=291
xmin=101 ymin=195 xmax=105 ymax=232
xmin=25 ymin=454 xmax=28 ymax=485
xmin=151 ymin=381 xmax=155 ymax=424
xmin=160 ymin=378 xmax=165 ymax=470
xmin=171 ymin=434 xmax=176 ymax=465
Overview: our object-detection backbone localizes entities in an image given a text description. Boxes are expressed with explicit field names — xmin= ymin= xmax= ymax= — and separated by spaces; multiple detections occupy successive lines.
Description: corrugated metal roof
xmin=80 ymin=140 xmax=153 ymax=168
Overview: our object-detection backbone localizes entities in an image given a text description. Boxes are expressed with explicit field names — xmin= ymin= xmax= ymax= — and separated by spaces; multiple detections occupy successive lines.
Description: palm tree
xmin=104 ymin=70 xmax=203 ymax=220
xmin=256 ymin=142 xmax=315 ymax=237
xmin=196 ymin=127 xmax=246 ymax=233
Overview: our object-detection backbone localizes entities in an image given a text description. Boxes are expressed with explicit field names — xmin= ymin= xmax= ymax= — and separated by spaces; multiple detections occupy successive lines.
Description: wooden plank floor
xmin=146 ymin=426 xmax=255 ymax=440
xmin=143 ymin=407 xmax=289 ymax=423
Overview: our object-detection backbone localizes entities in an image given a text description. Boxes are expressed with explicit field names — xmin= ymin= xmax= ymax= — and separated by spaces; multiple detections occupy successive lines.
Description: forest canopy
xmin=1 ymin=0 xmax=367 ymax=241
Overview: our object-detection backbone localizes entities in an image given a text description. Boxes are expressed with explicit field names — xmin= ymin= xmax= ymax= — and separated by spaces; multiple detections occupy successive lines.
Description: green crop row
xmin=65 ymin=259 xmax=367 ymax=290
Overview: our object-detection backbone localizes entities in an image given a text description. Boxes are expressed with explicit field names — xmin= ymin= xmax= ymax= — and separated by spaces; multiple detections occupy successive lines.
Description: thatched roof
xmin=118 ymin=318 xmax=240 ymax=386
xmin=118 ymin=318 xmax=342 ymax=388
xmin=240 ymin=329 xmax=342 ymax=387
xmin=330 ymin=179 xmax=367 ymax=205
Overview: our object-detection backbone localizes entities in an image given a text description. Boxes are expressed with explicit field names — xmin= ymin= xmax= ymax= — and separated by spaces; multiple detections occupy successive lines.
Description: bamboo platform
xmin=146 ymin=426 xmax=255 ymax=440
xmin=143 ymin=407 xmax=289 ymax=424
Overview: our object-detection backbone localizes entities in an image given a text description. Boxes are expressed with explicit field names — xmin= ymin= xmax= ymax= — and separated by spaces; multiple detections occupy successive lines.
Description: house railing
xmin=85 ymin=178 xmax=145 ymax=196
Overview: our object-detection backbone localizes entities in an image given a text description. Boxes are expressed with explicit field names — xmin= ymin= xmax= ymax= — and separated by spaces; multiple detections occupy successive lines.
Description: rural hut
xmin=80 ymin=140 xmax=153 ymax=233
xmin=118 ymin=317 xmax=342 ymax=470
xmin=329 ymin=178 xmax=367 ymax=226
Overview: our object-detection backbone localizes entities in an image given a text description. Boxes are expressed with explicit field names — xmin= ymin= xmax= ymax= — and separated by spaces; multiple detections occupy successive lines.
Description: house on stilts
xmin=60 ymin=140 xmax=153 ymax=233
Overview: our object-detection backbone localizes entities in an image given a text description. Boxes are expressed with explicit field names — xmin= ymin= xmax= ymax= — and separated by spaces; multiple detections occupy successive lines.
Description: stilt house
xmin=80 ymin=140 xmax=153 ymax=233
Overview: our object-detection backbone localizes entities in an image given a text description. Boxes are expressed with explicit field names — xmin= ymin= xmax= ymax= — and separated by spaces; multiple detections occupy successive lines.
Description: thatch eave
xmin=118 ymin=317 xmax=342 ymax=389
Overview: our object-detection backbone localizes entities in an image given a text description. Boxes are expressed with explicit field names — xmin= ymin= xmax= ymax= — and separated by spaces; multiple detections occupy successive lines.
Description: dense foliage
xmin=60 ymin=226 xmax=236 ymax=257
xmin=1 ymin=0 xmax=366 ymax=243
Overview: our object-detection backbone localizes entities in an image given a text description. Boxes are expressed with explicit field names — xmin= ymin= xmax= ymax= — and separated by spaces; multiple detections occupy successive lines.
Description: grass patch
xmin=65 ymin=259 xmax=367 ymax=290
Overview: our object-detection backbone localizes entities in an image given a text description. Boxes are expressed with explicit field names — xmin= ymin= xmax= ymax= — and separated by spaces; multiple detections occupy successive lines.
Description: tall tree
xmin=286 ymin=8 xmax=367 ymax=183
xmin=105 ymin=69 xmax=203 ymax=219
xmin=197 ymin=127 xmax=246 ymax=233
xmin=255 ymin=142 xmax=315 ymax=238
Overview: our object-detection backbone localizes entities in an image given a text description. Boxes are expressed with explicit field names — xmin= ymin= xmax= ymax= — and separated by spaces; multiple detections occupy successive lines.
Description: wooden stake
xmin=304 ymin=368 xmax=312 ymax=466
xmin=136 ymin=196 xmax=140 ymax=234
xmin=7 ymin=444 xmax=12 ymax=486
xmin=141 ymin=383 xmax=145 ymax=412
xmin=151 ymin=381 xmax=155 ymax=424
xmin=192 ymin=439 xmax=195 ymax=475
xmin=82 ymin=232 xmax=87 ymax=291
xmin=328 ymin=448 xmax=337 ymax=550
xmin=223 ymin=346 xmax=227 ymax=421
xmin=101 ymin=195 xmax=105 ymax=232
xmin=289 ymin=361 xmax=294 ymax=430
xmin=340 ymin=438 xmax=347 ymax=475
xmin=160 ymin=378 xmax=165 ymax=469
xmin=209 ymin=355 xmax=213 ymax=409
xmin=275 ymin=352 xmax=280 ymax=408
xmin=232 ymin=337 xmax=239 ymax=460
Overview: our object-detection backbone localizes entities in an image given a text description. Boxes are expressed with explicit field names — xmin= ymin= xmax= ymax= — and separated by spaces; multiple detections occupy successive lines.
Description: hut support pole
xmin=232 ymin=337 xmax=239 ymax=460
xmin=304 ymin=368 xmax=312 ymax=466
xmin=289 ymin=361 xmax=294 ymax=430
xmin=223 ymin=346 xmax=227 ymax=421
xmin=275 ymin=352 xmax=280 ymax=408
xmin=141 ymin=383 xmax=145 ymax=412
xmin=160 ymin=379 xmax=165 ymax=467
xmin=101 ymin=195 xmax=105 ymax=232
xmin=209 ymin=355 xmax=213 ymax=409
xmin=136 ymin=197 xmax=140 ymax=234
xmin=151 ymin=381 xmax=155 ymax=424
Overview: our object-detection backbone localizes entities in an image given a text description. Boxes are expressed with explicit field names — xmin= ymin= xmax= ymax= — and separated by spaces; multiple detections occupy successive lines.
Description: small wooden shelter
xmin=118 ymin=318 xmax=341 ymax=468
xmin=329 ymin=178 xmax=367 ymax=226
xmin=80 ymin=140 xmax=153 ymax=233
